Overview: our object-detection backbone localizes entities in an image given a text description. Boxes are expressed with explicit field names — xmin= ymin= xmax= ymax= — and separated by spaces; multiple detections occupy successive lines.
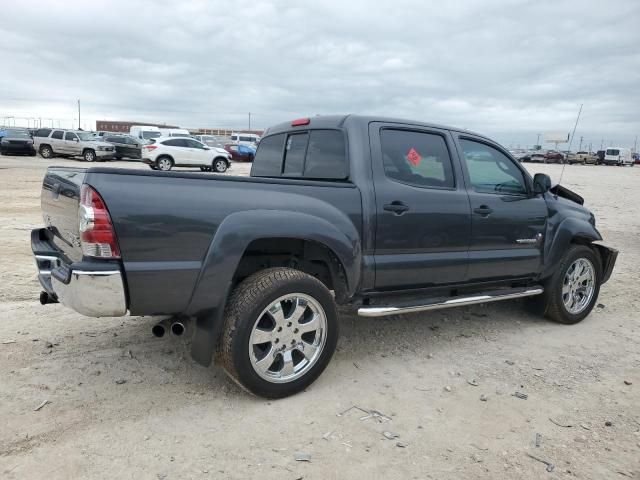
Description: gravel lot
xmin=0 ymin=154 xmax=638 ymax=479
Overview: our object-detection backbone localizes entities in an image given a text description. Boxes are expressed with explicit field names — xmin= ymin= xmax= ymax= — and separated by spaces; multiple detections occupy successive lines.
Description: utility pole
xmin=634 ymin=135 xmax=638 ymax=153
xmin=77 ymin=99 xmax=81 ymax=130
xmin=600 ymin=139 xmax=603 ymax=150
xmin=578 ymin=136 xmax=583 ymax=152
xmin=536 ymin=133 xmax=541 ymax=146
xmin=248 ymin=112 xmax=251 ymax=132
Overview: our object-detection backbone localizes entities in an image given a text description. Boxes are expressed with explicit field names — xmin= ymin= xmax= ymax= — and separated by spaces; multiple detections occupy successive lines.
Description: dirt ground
xmin=0 ymin=154 xmax=638 ymax=480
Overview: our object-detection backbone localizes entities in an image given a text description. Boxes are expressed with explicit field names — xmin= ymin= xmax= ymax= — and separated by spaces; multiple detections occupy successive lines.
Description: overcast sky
xmin=1 ymin=0 xmax=639 ymax=149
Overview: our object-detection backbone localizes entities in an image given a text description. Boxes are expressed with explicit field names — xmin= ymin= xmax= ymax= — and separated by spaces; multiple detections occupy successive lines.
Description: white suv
xmin=142 ymin=137 xmax=232 ymax=172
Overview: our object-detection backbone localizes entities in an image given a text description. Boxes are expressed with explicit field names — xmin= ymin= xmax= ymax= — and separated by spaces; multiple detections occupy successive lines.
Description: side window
xmin=283 ymin=133 xmax=309 ymax=176
xmin=251 ymin=134 xmax=285 ymax=176
xmin=35 ymin=128 xmax=52 ymax=137
xmin=459 ymin=139 xmax=527 ymax=195
xmin=105 ymin=137 xmax=118 ymax=143
xmin=304 ymin=130 xmax=347 ymax=179
xmin=380 ymin=129 xmax=454 ymax=188
xmin=185 ymin=139 xmax=204 ymax=149
xmin=162 ymin=139 xmax=185 ymax=147
xmin=51 ymin=130 xmax=64 ymax=140
xmin=64 ymin=132 xmax=77 ymax=141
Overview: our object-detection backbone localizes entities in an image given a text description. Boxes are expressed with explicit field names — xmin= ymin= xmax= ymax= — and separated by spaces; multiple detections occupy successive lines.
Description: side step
xmin=357 ymin=286 xmax=544 ymax=318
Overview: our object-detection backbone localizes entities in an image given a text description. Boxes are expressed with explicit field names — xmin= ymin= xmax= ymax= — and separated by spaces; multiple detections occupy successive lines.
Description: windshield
xmin=142 ymin=131 xmax=161 ymax=139
xmin=2 ymin=129 xmax=30 ymax=138
xmin=77 ymin=132 xmax=95 ymax=141
xmin=606 ymin=149 xmax=620 ymax=156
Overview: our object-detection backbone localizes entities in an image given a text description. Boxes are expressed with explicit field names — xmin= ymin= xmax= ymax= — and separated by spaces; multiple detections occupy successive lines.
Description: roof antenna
xmin=557 ymin=103 xmax=583 ymax=191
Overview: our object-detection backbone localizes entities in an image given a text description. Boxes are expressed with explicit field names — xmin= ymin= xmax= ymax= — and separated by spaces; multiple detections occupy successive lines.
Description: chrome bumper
xmin=51 ymin=269 xmax=127 ymax=317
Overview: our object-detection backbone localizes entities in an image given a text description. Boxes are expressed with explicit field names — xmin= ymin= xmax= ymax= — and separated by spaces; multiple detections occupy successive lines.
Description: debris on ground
xmin=444 ymin=386 xmax=452 ymax=392
xmin=322 ymin=431 xmax=333 ymax=440
xmin=115 ymin=379 xmax=127 ymax=385
xmin=294 ymin=452 xmax=311 ymax=462
xmin=337 ymin=405 xmax=370 ymax=417
xmin=34 ymin=399 xmax=50 ymax=411
xmin=2 ymin=340 xmax=16 ymax=344
xmin=396 ymin=442 xmax=407 ymax=448
xmin=382 ymin=431 xmax=399 ymax=440
xmin=512 ymin=392 xmax=528 ymax=400
xmin=597 ymin=303 xmax=605 ymax=309
xmin=580 ymin=423 xmax=591 ymax=430
xmin=480 ymin=394 xmax=488 ymax=402
xmin=505 ymin=360 xmax=515 ymax=366
xmin=471 ymin=453 xmax=483 ymax=463
xmin=467 ymin=379 xmax=479 ymax=387
xmin=623 ymin=380 xmax=632 ymax=385
xmin=45 ymin=341 xmax=53 ymax=348
xmin=526 ymin=452 xmax=555 ymax=472
xmin=605 ymin=421 xmax=613 ymax=427
xmin=535 ymin=433 xmax=542 ymax=447
xmin=549 ymin=417 xmax=573 ymax=428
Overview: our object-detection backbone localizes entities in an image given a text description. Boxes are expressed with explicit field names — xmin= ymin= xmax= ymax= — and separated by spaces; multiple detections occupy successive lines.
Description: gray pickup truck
xmin=31 ymin=115 xmax=617 ymax=398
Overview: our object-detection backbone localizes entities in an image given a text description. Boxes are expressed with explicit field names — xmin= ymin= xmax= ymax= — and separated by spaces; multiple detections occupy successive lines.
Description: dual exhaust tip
xmin=152 ymin=318 xmax=187 ymax=338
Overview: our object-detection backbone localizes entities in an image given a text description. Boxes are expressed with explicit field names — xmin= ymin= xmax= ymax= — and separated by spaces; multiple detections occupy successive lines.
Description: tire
xmin=39 ymin=145 xmax=53 ymax=158
xmin=217 ymin=267 xmax=339 ymax=398
xmin=529 ymin=245 xmax=602 ymax=324
xmin=156 ymin=156 xmax=173 ymax=171
xmin=212 ymin=158 xmax=228 ymax=173
xmin=83 ymin=149 xmax=96 ymax=162
xmin=115 ymin=156 xmax=122 ymax=161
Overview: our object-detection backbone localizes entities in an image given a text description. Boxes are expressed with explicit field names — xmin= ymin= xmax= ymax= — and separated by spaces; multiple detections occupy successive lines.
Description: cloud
xmin=0 ymin=0 xmax=638 ymax=148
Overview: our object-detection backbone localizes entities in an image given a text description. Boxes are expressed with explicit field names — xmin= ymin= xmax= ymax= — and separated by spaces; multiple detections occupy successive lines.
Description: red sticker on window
xmin=407 ymin=148 xmax=422 ymax=166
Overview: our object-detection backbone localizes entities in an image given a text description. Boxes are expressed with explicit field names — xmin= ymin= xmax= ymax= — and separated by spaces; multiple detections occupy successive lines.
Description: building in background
xmin=95 ymin=120 xmax=179 ymax=133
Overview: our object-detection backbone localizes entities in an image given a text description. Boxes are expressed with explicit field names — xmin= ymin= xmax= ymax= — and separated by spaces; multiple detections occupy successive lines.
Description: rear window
xmin=252 ymin=130 xmax=347 ymax=179
xmin=35 ymin=128 xmax=52 ymax=137
xmin=606 ymin=149 xmax=620 ymax=156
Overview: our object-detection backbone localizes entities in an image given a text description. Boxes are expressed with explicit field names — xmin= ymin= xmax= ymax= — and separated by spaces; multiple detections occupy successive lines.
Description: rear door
xmin=370 ymin=123 xmax=472 ymax=289
xmin=49 ymin=130 xmax=64 ymax=153
xmin=452 ymin=134 xmax=547 ymax=281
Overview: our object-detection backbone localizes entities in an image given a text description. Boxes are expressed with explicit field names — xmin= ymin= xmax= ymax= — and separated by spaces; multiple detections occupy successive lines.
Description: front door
xmin=453 ymin=135 xmax=548 ymax=281
xmin=371 ymin=123 xmax=472 ymax=290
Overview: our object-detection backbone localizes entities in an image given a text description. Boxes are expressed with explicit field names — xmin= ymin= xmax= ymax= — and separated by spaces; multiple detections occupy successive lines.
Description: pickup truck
xmin=31 ymin=115 xmax=617 ymax=398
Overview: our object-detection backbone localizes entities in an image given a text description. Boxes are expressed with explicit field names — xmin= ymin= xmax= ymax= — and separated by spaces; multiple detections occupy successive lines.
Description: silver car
xmin=33 ymin=129 xmax=116 ymax=162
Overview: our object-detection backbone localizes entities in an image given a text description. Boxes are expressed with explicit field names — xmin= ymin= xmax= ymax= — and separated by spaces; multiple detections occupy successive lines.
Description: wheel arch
xmin=187 ymin=209 xmax=361 ymax=366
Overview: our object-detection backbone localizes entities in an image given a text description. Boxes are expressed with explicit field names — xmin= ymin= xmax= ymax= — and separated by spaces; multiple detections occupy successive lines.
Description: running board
xmin=357 ymin=287 xmax=544 ymax=318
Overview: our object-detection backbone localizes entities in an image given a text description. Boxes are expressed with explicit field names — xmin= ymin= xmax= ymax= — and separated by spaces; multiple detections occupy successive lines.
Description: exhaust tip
xmin=152 ymin=324 xmax=166 ymax=338
xmin=170 ymin=322 xmax=185 ymax=336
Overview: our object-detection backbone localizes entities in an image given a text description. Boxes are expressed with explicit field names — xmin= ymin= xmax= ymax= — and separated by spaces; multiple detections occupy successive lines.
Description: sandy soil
xmin=0 ymin=154 xmax=638 ymax=479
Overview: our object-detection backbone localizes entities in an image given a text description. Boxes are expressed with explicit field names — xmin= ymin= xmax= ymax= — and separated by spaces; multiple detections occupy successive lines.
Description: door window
xmin=64 ymin=132 xmax=78 ymax=141
xmin=459 ymin=139 xmax=527 ymax=195
xmin=380 ymin=129 xmax=454 ymax=188
xmin=162 ymin=139 xmax=186 ymax=147
xmin=184 ymin=139 xmax=205 ymax=149
xmin=51 ymin=130 xmax=63 ymax=140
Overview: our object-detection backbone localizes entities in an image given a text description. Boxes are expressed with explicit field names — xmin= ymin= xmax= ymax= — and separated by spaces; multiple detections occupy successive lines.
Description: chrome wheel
xmin=40 ymin=146 xmax=52 ymax=158
xmin=84 ymin=150 xmax=95 ymax=162
xmin=249 ymin=293 xmax=327 ymax=384
xmin=213 ymin=159 xmax=227 ymax=173
xmin=562 ymin=258 xmax=595 ymax=314
xmin=157 ymin=158 xmax=172 ymax=171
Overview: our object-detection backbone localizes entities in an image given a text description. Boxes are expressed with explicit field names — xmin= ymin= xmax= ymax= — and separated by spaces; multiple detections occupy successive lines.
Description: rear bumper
xmin=31 ymin=228 xmax=127 ymax=317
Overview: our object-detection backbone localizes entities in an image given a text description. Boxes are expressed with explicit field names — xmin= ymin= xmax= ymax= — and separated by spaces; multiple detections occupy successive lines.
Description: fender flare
xmin=188 ymin=209 xmax=361 ymax=366
xmin=540 ymin=217 xmax=602 ymax=279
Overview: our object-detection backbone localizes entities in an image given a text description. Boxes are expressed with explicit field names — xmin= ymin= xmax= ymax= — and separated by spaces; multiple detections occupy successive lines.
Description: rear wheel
xmin=156 ymin=156 xmax=173 ymax=171
xmin=40 ymin=145 xmax=53 ymax=158
xmin=529 ymin=245 xmax=601 ymax=324
xmin=217 ymin=268 xmax=339 ymax=398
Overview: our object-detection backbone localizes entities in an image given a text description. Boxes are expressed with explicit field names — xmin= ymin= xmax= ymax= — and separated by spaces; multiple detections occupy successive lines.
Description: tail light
xmin=79 ymin=185 xmax=120 ymax=258
xmin=144 ymin=145 xmax=157 ymax=151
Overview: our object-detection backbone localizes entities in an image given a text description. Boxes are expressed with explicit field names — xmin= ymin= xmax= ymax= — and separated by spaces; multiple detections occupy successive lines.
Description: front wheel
xmin=529 ymin=245 xmax=602 ymax=324
xmin=217 ymin=268 xmax=339 ymax=398
xmin=40 ymin=145 xmax=54 ymax=158
xmin=84 ymin=149 xmax=96 ymax=162
xmin=212 ymin=158 xmax=228 ymax=173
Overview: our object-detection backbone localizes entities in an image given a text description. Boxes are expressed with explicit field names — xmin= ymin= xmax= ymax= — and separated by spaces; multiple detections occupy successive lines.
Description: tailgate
xmin=41 ymin=167 xmax=87 ymax=262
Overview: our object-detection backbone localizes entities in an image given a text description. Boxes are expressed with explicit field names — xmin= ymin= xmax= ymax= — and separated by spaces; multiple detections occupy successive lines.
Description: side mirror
xmin=533 ymin=173 xmax=551 ymax=194
xmin=74 ymin=138 xmax=79 ymax=142
xmin=203 ymin=146 xmax=210 ymax=150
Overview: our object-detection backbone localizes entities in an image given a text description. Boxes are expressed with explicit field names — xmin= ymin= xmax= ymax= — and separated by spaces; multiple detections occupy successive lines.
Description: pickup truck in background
xmin=567 ymin=151 xmax=598 ymax=165
xmin=31 ymin=115 xmax=617 ymax=398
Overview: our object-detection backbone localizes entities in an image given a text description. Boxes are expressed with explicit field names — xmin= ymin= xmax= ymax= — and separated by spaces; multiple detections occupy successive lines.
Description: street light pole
xmin=78 ymin=99 xmax=81 ymax=130
xmin=248 ymin=112 xmax=251 ymax=132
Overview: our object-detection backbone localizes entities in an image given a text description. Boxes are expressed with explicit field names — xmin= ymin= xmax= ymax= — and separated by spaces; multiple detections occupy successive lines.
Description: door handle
xmin=473 ymin=205 xmax=493 ymax=216
xmin=384 ymin=201 xmax=409 ymax=215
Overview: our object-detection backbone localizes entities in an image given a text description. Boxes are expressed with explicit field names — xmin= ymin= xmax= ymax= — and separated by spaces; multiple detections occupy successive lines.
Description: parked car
xmin=33 ymin=129 xmax=115 ymax=162
xmin=130 ymin=125 xmax=162 ymax=144
xmin=529 ymin=152 xmax=546 ymax=163
xmin=142 ymin=136 xmax=231 ymax=172
xmin=103 ymin=134 xmax=143 ymax=160
xmin=567 ymin=151 xmax=598 ymax=165
xmin=603 ymin=147 xmax=634 ymax=166
xmin=0 ymin=128 xmax=36 ymax=156
xmin=159 ymin=128 xmax=191 ymax=137
xmin=230 ymin=132 xmax=261 ymax=147
xmin=596 ymin=150 xmax=606 ymax=164
xmin=633 ymin=153 xmax=640 ymax=165
xmin=224 ymin=143 xmax=256 ymax=162
xmin=31 ymin=114 xmax=617 ymax=398
xmin=544 ymin=151 xmax=565 ymax=163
